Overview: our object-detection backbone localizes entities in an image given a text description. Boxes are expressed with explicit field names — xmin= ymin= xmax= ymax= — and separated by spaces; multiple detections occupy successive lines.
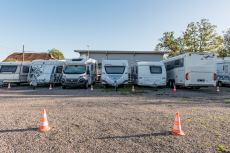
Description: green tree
xmin=4 ymin=58 xmax=18 ymax=62
xmin=47 ymin=48 xmax=65 ymax=60
xmin=154 ymin=44 xmax=162 ymax=51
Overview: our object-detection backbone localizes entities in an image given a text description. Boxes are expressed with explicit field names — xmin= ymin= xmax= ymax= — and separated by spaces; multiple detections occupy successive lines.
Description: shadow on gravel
xmin=0 ymin=128 xmax=37 ymax=133
xmin=97 ymin=131 xmax=171 ymax=139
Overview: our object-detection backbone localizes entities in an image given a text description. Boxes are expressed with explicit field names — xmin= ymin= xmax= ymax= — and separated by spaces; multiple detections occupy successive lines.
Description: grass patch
xmin=216 ymin=145 xmax=229 ymax=152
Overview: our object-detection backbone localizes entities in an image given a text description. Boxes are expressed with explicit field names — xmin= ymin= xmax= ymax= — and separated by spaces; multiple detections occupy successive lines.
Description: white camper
xmin=61 ymin=57 xmax=97 ymax=89
xmin=216 ymin=60 xmax=230 ymax=86
xmin=0 ymin=62 xmax=32 ymax=85
xmin=101 ymin=60 xmax=129 ymax=90
xmin=131 ymin=61 xmax=166 ymax=87
xmin=162 ymin=52 xmax=217 ymax=89
xmin=27 ymin=60 xmax=66 ymax=88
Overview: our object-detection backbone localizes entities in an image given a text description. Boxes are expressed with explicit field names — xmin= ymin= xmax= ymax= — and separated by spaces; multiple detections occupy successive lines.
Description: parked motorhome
xmin=61 ymin=57 xmax=97 ymax=89
xmin=216 ymin=60 xmax=230 ymax=86
xmin=162 ymin=52 xmax=217 ymax=89
xmin=0 ymin=62 xmax=32 ymax=85
xmin=101 ymin=60 xmax=129 ymax=90
xmin=28 ymin=60 xmax=66 ymax=88
xmin=131 ymin=61 xmax=166 ymax=87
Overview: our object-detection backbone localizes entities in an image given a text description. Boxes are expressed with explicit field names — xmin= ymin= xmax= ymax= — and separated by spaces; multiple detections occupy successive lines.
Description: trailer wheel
xmin=169 ymin=81 xmax=174 ymax=88
xmin=62 ymin=86 xmax=66 ymax=89
xmin=218 ymin=81 xmax=222 ymax=87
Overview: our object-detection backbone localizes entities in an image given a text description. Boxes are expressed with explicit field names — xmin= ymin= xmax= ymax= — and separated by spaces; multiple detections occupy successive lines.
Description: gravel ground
xmin=0 ymin=84 xmax=230 ymax=152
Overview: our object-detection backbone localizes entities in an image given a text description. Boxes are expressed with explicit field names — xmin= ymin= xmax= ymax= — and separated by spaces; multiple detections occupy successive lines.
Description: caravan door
xmin=86 ymin=65 xmax=91 ymax=85
xmin=20 ymin=65 xmax=30 ymax=83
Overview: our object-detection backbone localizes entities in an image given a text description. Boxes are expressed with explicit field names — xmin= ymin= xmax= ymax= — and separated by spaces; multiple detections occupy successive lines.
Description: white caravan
xmin=131 ymin=61 xmax=166 ymax=87
xmin=101 ymin=60 xmax=129 ymax=90
xmin=216 ymin=60 xmax=230 ymax=86
xmin=0 ymin=62 xmax=32 ymax=85
xmin=162 ymin=52 xmax=217 ymax=89
xmin=27 ymin=60 xmax=66 ymax=88
xmin=61 ymin=57 xmax=97 ymax=89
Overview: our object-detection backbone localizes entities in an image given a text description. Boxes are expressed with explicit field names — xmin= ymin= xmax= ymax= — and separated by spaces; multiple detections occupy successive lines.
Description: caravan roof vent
xmin=72 ymin=58 xmax=83 ymax=61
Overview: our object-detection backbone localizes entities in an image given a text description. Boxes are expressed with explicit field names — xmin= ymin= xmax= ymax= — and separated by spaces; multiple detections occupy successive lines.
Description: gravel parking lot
xmin=0 ymin=84 xmax=230 ymax=152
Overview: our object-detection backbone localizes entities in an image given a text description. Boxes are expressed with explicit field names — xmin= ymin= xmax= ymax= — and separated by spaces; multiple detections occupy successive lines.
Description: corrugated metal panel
xmin=80 ymin=53 xmax=107 ymax=64
xmin=108 ymin=54 xmax=134 ymax=72
xmin=135 ymin=54 xmax=163 ymax=61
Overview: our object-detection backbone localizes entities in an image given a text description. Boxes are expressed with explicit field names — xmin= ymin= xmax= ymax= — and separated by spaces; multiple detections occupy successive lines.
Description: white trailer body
xmin=101 ymin=60 xmax=129 ymax=87
xmin=216 ymin=60 xmax=230 ymax=86
xmin=0 ymin=62 xmax=32 ymax=84
xmin=162 ymin=52 xmax=217 ymax=88
xmin=28 ymin=60 xmax=66 ymax=87
xmin=61 ymin=57 xmax=97 ymax=89
xmin=131 ymin=61 xmax=166 ymax=87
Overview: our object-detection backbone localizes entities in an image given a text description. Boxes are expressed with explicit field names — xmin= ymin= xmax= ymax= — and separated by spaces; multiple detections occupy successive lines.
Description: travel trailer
xmin=27 ymin=60 xmax=66 ymax=88
xmin=131 ymin=61 xmax=166 ymax=88
xmin=61 ymin=57 xmax=97 ymax=89
xmin=101 ymin=60 xmax=129 ymax=90
xmin=162 ymin=52 xmax=217 ymax=89
xmin=216 ymin=60 xmax=230 ymax=86
xmin=0 ymin=62 xmax=32 ymax=85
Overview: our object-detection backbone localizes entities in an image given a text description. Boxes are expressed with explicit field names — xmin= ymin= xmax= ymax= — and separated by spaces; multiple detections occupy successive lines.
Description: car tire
xmin=218 ymin=81 xmax=222 ymax=87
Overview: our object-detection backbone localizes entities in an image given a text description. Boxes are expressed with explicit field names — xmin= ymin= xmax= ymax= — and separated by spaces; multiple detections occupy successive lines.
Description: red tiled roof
xmin=3 ymin=53 xmax=55 ymax=62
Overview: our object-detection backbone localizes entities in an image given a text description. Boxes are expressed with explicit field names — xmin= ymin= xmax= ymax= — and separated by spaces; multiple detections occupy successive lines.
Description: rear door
xmin=20 ymin=65 xmax=30 ymax=82
xmin=177 ymin=70 xmax=185 ymax=84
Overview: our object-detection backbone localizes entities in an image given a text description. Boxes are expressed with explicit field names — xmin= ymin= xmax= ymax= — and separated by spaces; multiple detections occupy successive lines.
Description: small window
xmin=23 ymin=66 xmax=29 ymax=73
xmin=0 ymin=66 xmax=17 ymax=72
xmin=56 ymin=66 xmax=62 ymax=73
xmin=175 ymin=60 xmax=180 ymax=66
xmin=91 ymin=65 xmax=94 ymax=71
xmin=150 ymin=66 xmax=162 ymax=74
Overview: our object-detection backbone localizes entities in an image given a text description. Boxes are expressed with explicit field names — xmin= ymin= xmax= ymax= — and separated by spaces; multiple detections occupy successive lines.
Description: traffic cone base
xmin=49 ymin=84 xmax=52 ymax=91
xmin=171 ymin=112 xmax=185 ymax=136
xmin=173 ymin=85 xmax=177 ymax=92
xmin=37 ymin=109 xmax=51 ymax=132
xmin=7 ymin=83 xmax=11 ymax=90
xmin=132 ymin=85 xmax=135 ymax=92
xmin=216 ymin=86 xmax=220 ymax=93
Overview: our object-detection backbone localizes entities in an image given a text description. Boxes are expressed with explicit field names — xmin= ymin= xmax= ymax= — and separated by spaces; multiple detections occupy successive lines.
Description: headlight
xmin=79 ymin=75 xmax=86 ymax=79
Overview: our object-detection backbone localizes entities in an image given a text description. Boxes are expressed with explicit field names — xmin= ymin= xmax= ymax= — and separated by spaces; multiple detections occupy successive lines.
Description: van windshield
xmin=64 ymin=65 xmax=86 ymax=74
xmin=105 ymin=66 xmax=125 ymax=74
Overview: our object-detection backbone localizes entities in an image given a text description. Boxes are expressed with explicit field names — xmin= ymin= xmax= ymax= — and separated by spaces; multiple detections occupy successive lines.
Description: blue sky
xmin=0 ymin=0 xmax=230 ymax=61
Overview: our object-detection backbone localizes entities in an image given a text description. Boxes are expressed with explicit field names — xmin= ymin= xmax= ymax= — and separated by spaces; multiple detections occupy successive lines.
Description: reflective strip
xmin=41 ymin=117 xmax=47 ymax=122
xmin=173 ymin=125 xmax=181 ymax=130
xmin=42 ymin=113 xmax=47 ymax=118
xmin=175 ymin=117 xmax=179 ymax=121
xmin=40 ymin=121 xmax=48 ymax=126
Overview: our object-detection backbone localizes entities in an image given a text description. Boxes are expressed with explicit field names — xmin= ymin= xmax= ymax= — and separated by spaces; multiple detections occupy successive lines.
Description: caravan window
xmin=56 ymin=66 xmax=62 ymax=73
xmin=150 ymin=66 xmax=162 ymax=74
xmin=105 ymin=66 xmax=125 ymax=74
xmin=23 ymin=66 xmax=29 ymax=73
xmin=0 ymin=66 xmax=17 ymax=72
xmin=64 ymin=65 xmax=86 ymax=74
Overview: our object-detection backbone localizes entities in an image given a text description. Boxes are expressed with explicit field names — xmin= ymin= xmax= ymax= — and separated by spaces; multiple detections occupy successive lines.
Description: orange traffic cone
xmin=216 ymin=86 xmax=220 ymax=93
xmin=7 ymin=83 xmax=11 ymax=90
xmin=49 ymin=84 xmax=52 ymax=91
xmin=37 ymin=109 xmax=51 ymax=132
xmin=132 ymin=85 xmax=135 ymax=92
xmin=173 ymin=85 xmax=177 ymax=92
xmin=171 ymin=112 xmax=185 ymax=136
xmin=91 ymin=84 xmax=94 ymax=91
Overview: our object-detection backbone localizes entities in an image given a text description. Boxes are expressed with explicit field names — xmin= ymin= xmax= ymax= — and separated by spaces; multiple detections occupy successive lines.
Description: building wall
xmin=80 ymin=53 xmax=164 ymax=73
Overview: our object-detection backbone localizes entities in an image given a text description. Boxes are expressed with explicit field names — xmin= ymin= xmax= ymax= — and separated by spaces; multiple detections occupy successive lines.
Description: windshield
xmin=105 ymin=66 xmax=125 ymax=74
xmin=64 ymin=65 xmax=86 ymax=74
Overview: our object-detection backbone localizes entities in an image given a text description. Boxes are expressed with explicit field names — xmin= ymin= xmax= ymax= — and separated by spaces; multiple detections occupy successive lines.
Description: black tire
xmin=218 ymin=81 xmax=222 ymax=87
xmin=62 ymin=86 xmax=66 ymax=89
xmin=85 ymin=81 xmax=88 ymax=89
xmin=169 ymin=81 xmax=173 ymax=88
xmin=33 ymin=86 xmax=36 ymax=90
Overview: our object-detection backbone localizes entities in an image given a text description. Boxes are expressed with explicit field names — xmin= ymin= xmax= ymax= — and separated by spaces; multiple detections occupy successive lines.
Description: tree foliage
xmin=218 ymin=29 xmax=230 ymax=58
xmin=157 ymin=19 xmax=223 ymax=57
xmin=4 ymin=58 xmax=18 ymax=62
xmin=47 ymin=48 xmax=65 ymax=60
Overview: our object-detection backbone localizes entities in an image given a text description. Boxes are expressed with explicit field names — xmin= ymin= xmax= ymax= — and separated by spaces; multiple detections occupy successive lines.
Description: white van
xmin=0 ymin=62 xmax=32 ymax=85
xmin=28 ymin=60 xmax=66 ymax=88
xmin=101 ymin=60 xmax=129 ymax=90
xmin=131 ymin=61 xmax=166 ymax=87
xmin=216 ymin=60 xmax=230 ymax=86
xmin=162 ymin=52 xmax=217 ymax=89
xmin=61 ymin=57 xmax=97 ymax=89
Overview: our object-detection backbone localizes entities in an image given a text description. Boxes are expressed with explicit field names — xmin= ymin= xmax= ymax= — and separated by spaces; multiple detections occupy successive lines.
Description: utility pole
xmin=87 ymin=45 xmax=89 ymax=58
xmin=23 ymin=45 xmax=24 ymax=62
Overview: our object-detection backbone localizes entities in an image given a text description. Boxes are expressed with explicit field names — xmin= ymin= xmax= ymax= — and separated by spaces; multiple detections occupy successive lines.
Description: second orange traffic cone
xmin=132 ymin=85 xmax=135 ymax=92
xmin=171 ymin=112 xmax=185 ymax=136
xmin=49 ymin=84 xmax=52 ymax=91
xmin=37 ymin=109 xmax=51 ymax=132
xmin=216 ymin=86 xmax=220 ymax=93
xmin=173 ymin=85 xmax=177 ymax=92
xmin=7 ymin=83 xmax=11 ymax=90
xmin=91 ymin=84 xmax=94 ymax=91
